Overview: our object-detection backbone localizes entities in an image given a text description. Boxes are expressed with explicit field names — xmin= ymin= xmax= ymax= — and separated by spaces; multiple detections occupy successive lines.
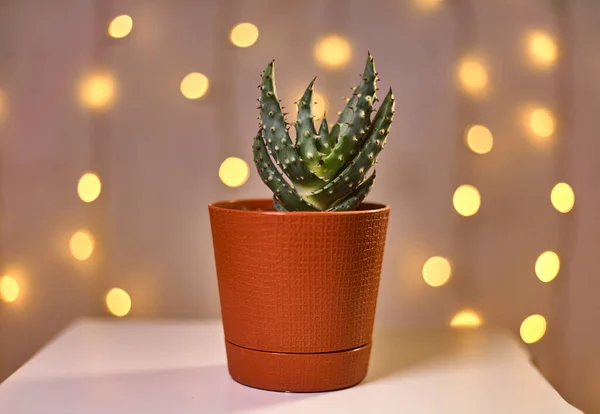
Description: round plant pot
xmin=208 ymin=198 xmax=390 ymax=393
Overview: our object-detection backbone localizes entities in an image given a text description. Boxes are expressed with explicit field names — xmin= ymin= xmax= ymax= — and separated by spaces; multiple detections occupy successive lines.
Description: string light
xmin=465 ymin=124 xmax=493 ymax=154
xmin=77 ymin=172 xmax=102 ymax=203
xmin=453 ymin=185 xmax=481 ymax=216
xmin=78 ymin=72 xmax=116 ymax=110
xmin=314 ymin=35 xmax=352 ymax=70
xmin=0 ymin=276 xmax=19 ymax=303
xmin=551 ymin=182 xmax=575 ymax=213
xmin=108 ymin=15 xmax=133 ymax=39
xmin=422 ymin=256 xmax=451 ymax=287
xmin=535 ymin=251 xmax=560 ymax=283
xmin=69 ymin=230 xmax=95 ymax=261
xmin=106 ymin=288 xmax=132 ymax=317
xmin=219 ymin=157 xmax=250 ymax=187
xmin=457 ymin=57 xmax=488 ymax=96
xmin=180 ymin=72 xmax=209 ymax=99
xmin=528 ymin=32 xmax=558 ymax=66
xmin=230 ymin=23 xmax=259 ymax=48
xmin=528 ymin=107 xmax=555 ymax=138
xmin=520 ymin=314 xmax=547 ymax=344
xmin=450 ymin=310 xmax=482 ymax=328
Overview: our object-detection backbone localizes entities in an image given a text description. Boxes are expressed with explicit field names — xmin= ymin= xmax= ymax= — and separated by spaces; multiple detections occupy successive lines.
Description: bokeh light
xmin=528 ymin=32 xmax=558 ymax=65
xmin=78 ymin=72 xmax=116 ymax=110
xmin=108 ymin=15 xmax=133 ymax=39
xmin=528 ymin=108 xmax=555 ymax=138
xmin=77 ymin=172 xmax=102 ymax=203
xmin=230 ymin=22 xmax=259 ymax=48
xmin=465 ymin=124 xmax=493 ymax=154
xmin=219 ymin=157 xmax=250 ymax=187
xmin=450 ymin=310 xmax=482 ymax=328
xmin=70 ymin=230 xmax=95 ymax=261
xmin=180 ymin=72 xmax=210 ymax=99
xmin=106 ymin=288 xmax=132 ymax=317
xmin=314 ymin=35 xmax=352 ymax=70
xmin=413 ymin=0 xmax=443 ymax=11
xmin=551 ymin=182 xmax=575 ymax=213
xmin=535 ymin=251 xmax=560 ymax=283
xmin=453 ymin=185 xmax=481 ymax=217
xmin=422 ymin=256 xmax=451 ymax=287
xmin=0 ymin=276 xmax=19 ymax=303
xmin=520 ymin=314 xmax=547 ymax=344
xmin=457 ymin=57 xmax=488 ymax=96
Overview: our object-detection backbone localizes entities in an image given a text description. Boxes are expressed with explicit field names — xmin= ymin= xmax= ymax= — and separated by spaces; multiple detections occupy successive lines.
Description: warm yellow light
xmin=69 ymin=231 xmax=95 ymax=261
xmin=219 ymin=157 xmax=250 ymax=187
xmin=453 ymin=185 xmax=481 ymax=217
xmin=529 ymin=32 xmax=558 ymax=65
xmin=314 ymin=35 xmax=352 ymax=70
xmin=450 ymin=310 xmax=482 ymax=328
xmin=457 ymin=57 xmax=488 ymax=96
xmin=535 ymin=251 xmax=560 ymax=283
xmin=108 ymin=15 xmax=133 ymax=39
xmin=0 ymin=276 xmax=19 ymax=303
xmin=528 ymin=108 xmax=555 ymax=138
xmin=520 ymin=314 xmax=547 ymax=344
xmin=180 ymin=72 xmax=209 ymax=99
xmin=79 ymin=72 xmax=116 ymax=110
xmin=77 ymin=172 xmax=102 ymax=203
xmin=413 ymin=0 xmax=443 ymax=11
xmin=0 ymin=90 xmax=6 ymax=125
xmin=465 ymin=124 xmax=493 ymax=154
xmin=106 ymin=288 xmax=132 ymax=317
xmin=230 ymin=22 xmax=259 ymax=48
xmin=422 ymin=256 xmax=451 ymax=287
xmin=551 ymin=182 xmax=575 ymax=213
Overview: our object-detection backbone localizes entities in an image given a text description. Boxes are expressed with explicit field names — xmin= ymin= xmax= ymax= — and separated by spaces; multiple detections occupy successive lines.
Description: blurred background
xmin=0 ymin=0 xmax=598 ymax=411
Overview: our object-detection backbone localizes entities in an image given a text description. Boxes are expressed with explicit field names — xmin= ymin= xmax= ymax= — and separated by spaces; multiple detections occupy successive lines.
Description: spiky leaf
xmin=252 ymin=130 xmax=317 ymax=211
xmin=253 ymin=53 xmax=394 ymax=212
xmin=312 ymin=53 xmax=378 ymax=180
xmin=315 ymin=117 xmax=331 ymax=154
xmin=328 ymin=172 xmax=376 ymax=211
xmin=306 ymin=88 xmax=394 ymax=209
xmin=259 ymin=61 xmax=324 ymax=194
xmin=294 ymin=78 xmax=322 ymax=171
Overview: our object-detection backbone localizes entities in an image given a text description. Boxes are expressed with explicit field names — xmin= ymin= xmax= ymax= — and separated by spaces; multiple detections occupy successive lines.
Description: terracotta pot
xmin=208 ymin=198 xmax=390 ymax=392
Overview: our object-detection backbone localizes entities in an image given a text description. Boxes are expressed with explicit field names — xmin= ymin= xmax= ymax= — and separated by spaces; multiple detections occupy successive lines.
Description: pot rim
xmin=209 ymin=198 xmax=389 ymax=216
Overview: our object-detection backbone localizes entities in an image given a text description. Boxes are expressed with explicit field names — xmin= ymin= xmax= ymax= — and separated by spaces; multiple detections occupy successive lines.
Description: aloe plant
xmin=252 ymin=52 xmax=395 ymax=212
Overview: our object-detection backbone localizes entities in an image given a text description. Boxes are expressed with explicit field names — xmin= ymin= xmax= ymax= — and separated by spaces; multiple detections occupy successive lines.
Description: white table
xmin=0 ymin=319 xmax=580 ymax=414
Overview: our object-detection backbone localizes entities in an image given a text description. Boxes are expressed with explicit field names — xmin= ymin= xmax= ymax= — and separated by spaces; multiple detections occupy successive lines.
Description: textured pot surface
xmin=208 ymin=198 xmax=390 ymax=391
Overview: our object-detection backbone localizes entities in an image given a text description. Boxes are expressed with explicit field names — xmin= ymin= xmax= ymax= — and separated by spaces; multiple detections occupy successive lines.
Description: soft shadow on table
xmin=364 ymin=328 xmax=462 ymax=383
xmin=0 ymin=365 xmax=313 ymax=414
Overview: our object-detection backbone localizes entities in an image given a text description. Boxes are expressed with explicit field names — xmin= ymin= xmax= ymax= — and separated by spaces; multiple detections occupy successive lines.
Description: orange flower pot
xmin=208 ymin=198 xmax=390 ymax=392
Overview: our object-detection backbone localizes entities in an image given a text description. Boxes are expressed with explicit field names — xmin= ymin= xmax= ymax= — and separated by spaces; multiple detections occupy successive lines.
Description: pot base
xmin=225 ymin=341 xmax=371 ymax=393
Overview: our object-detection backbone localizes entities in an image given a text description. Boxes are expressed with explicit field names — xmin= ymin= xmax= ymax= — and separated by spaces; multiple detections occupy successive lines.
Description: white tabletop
xmin=0 ymin=318 xmax=580 ymax=414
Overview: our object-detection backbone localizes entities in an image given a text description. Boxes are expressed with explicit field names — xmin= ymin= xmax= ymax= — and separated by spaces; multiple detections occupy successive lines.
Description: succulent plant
xmin=252 ymin=52 xmax=395 ymax=212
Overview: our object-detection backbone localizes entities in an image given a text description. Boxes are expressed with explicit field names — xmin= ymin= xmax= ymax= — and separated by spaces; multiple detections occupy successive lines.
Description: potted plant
xmin=209 ymin=52 xmax=394 ymax=393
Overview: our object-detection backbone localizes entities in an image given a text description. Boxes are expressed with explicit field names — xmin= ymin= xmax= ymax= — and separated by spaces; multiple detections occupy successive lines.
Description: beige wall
xmin=0 ymin=0 xmax=598 ymax=411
